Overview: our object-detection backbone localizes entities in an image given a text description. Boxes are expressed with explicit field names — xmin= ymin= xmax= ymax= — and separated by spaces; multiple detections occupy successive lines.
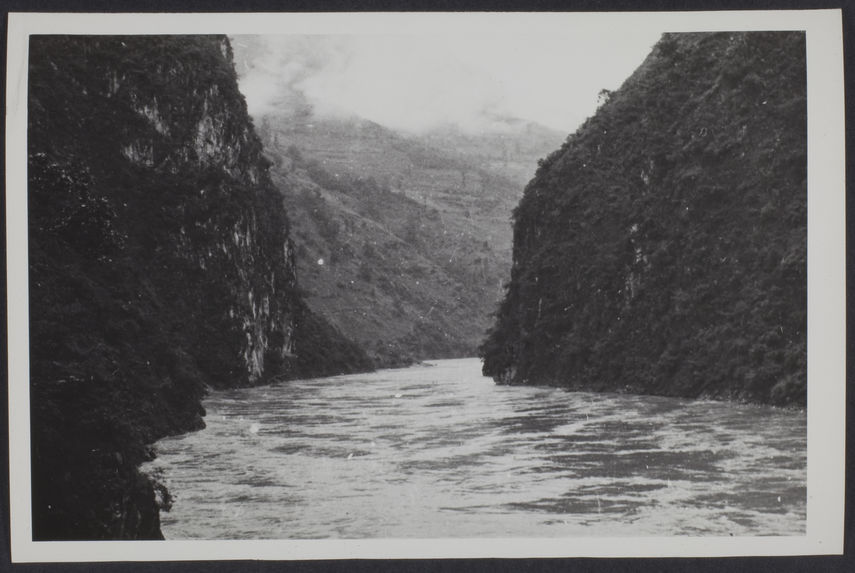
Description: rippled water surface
xmin=144 ymin=358 xmax=806 ymax=539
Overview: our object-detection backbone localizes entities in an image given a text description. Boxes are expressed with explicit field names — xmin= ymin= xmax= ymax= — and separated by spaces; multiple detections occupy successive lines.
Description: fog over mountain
xmin=230 ymin=32 xmax=662 ymax=134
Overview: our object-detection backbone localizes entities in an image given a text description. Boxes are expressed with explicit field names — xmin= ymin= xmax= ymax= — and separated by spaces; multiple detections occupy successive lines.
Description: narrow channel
xmin=144 ymin=358 xmax=806 ymax=539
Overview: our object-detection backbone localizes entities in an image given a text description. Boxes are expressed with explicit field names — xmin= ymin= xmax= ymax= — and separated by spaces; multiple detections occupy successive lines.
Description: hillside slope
xmin=27 ymin=35 xmax=370 ymax=540
xmin=230 ymin=32 xmax=564 ymax=366
xmin=255 ymin=112 xmax=527 ymax=366
xmin=419 ymin=118 xmax=565 ymax=187
xmin=262 ymin=138 xmax=505 ymax=365
xmin=481 ymin=32 xmax=807 ymax=407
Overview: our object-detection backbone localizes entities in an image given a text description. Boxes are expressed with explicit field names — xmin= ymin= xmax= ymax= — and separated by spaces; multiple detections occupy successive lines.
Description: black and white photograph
xmin=4 ymin=9 xmax=846 ymax=562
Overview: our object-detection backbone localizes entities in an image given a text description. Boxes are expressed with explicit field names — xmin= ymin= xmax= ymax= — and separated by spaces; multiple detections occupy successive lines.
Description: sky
xmin=230 ymin=29 xmax=664 ymax=135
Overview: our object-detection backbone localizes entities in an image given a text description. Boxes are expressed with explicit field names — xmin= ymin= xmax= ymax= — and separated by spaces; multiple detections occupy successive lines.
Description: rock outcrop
xmin=27 ymin=35 xmax=369 ymax=540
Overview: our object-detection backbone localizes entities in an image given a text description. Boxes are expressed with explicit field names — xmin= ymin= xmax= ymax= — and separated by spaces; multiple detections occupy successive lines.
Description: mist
xmin=230 ymin=31 xmax=663 ymax=135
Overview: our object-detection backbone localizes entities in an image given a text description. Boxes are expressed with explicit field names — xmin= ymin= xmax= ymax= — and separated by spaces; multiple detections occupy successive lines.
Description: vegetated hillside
xmin=419 ymin=118 xmax=565 ymax=187
xmin=27 ymin=35 xmax=370 ymax=540
xmin=239 ymin=84 xmax=535 ymax=365
xmin=481 ymin=32 xmax=806 ymax=407
xmin=258 ymin=109 xmax=543 ymax=217
xmin=230 ymin=30 xmax=561 ymax=365
xmin=261 ymin=133 xmax=510 ymax=366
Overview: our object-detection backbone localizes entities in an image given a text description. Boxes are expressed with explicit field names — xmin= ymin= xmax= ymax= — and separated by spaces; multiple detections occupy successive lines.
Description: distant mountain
xmin=230 ymin=36 xmax=567 ymax=367
xmin=256 ymin=112 xmax=524 ymax=366
xmin=481 ymin=32 xmax=807 ymax=407
xmin=419 ymin=118 xmax=565 ymax=187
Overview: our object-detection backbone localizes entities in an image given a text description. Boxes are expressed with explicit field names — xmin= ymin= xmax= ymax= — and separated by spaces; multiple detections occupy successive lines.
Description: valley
xmin=251 ymin=105 xmax=562 ymax=366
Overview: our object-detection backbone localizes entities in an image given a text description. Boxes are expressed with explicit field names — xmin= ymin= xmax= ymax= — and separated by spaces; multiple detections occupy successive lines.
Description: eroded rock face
xmin=481 ymin=32 xmax=807 ymax=407
xmin=26 ymin=35 xmax=369 ymax=540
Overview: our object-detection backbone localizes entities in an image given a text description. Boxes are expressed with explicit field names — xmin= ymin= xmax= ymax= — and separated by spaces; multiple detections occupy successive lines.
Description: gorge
xmin=24 ymin=30 xmax=809 ymax=543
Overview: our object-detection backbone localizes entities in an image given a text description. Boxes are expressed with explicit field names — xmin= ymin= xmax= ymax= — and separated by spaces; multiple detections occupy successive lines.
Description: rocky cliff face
xmin=27 ymin=35 xmax=369 ymax=540
xmin=481 ymin=32 xmax=807 ymax=407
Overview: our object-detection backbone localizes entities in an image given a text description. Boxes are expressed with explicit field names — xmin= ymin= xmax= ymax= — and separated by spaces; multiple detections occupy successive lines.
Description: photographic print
xmin=5 ymin=10 xmax=845 ymax=562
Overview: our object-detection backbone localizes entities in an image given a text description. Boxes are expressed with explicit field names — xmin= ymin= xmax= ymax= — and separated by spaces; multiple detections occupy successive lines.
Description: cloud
xmin=231 ymin=30 xmax=663 ymax=134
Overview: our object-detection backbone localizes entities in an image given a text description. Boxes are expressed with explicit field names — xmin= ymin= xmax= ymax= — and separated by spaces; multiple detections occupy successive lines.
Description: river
xmin=142 ymin=358 xmax=806 ymax=539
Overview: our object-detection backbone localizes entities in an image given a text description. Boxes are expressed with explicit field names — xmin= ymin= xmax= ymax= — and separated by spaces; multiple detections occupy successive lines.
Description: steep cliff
xmin=481 ymin=32 xmax=806 ymax=407
xmin=27 ymin=35 xmax=370 ymax=540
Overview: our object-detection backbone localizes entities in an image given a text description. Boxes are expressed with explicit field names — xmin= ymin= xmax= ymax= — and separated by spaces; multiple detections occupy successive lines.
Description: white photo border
xmin=5 ymin=9 xmax=846 ymax=563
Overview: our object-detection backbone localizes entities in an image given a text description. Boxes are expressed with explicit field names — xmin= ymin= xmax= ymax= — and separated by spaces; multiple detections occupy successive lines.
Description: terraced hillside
xmin=260 ymin=126 xmax=517 ymax=366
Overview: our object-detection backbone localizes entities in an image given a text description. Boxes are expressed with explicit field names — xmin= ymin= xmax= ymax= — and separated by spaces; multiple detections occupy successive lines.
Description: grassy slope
xmin=267 ymin=145 xmax=501 ymax=365
xmin=258 ymin=114 xmax=532 ymax=366
xmin=481 ymin=32 xmax=807 ymax=407
xmin=418 ymin=119 xmax=566 ymax=187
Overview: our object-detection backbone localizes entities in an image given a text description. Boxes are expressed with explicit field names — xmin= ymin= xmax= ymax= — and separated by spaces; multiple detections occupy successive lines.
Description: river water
xmin=143 ymin=358 xmax=806 ymax=539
